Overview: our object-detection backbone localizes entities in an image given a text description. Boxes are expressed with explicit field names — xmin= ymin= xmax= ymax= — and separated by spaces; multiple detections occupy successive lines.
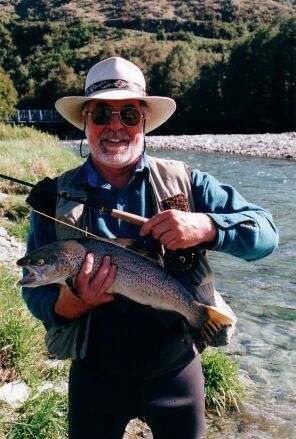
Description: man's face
xmin=85 ymin=99 xmax=145 ymax=168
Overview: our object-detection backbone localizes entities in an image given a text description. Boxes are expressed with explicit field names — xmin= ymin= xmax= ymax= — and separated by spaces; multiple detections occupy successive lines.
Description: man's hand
xmin=54 ymin=254 xmax=116 ymax=319
xmin=75 ymin=253 xmax=116 ymax=306
xmin=140 ymin=210 xmax=217 ymax=250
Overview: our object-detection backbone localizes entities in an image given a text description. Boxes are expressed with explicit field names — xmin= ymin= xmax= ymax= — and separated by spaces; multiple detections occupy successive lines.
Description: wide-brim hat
xmin=55 ymin=57 xmax=176 ymax=133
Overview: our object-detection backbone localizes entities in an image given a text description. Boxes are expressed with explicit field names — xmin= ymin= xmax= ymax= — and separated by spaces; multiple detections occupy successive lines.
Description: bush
xmin=201 ymin=349 xmax=246 ymax=415
xmin=0 ymin=68 xmax=18 ymax=121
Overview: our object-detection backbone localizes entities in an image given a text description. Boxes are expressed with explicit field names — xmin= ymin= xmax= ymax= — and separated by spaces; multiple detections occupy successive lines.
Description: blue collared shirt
xmin=22 ymin=153 xmax=278 ymax=326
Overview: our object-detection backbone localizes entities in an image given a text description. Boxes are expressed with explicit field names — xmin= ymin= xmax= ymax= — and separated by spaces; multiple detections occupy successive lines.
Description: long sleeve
xmin=191 ymin=169 xmax=279 ymax=260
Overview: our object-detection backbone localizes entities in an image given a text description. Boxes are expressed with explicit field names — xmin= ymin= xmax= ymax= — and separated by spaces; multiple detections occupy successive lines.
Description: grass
xmin=4 ymin=219 xmax=30 ymax=242
xmin=201 ymin=349 xmax=247 ymax=415
xmin=0 ymin=123 xmax=81 ymax=237
xmin=0 ymin=194 xmax=30 ymax=241
xmin=0 ymin=123 xmax=81 ymax=194
xmin=0 ymin=194 xmax=30 ymax=221
xmin=0 ymin=267 xmax=70 ymax=439
xmin=0 ymin=267 xmax=46 ymax=384
xmin=7 ymin=389 xmax=68 ymax=439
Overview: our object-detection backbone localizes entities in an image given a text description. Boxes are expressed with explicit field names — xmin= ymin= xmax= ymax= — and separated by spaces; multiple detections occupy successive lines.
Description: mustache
xmin=99 ymin=129 xmax=131 ymax=142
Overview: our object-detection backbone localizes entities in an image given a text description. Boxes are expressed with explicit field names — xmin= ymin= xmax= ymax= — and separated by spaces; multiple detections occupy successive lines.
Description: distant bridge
xmin=6 ymin=109 xmax=64 ymax=124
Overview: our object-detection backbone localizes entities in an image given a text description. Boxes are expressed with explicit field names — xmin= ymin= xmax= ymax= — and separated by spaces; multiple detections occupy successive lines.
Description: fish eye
xmin=36 ymin=259 xmax=45 ymax=266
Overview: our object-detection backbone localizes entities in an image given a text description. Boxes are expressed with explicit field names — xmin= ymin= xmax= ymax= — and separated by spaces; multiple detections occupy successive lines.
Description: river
xmin=149 ymin=150 xmax=295 ymax=439
xmin=66 ymin=144 xmax=296 ymax=438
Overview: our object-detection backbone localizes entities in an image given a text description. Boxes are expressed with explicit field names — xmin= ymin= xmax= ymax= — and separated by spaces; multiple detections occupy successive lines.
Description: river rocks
xmin=0 ymin=381 xmax=29 ymax=408
xmin=0 ymin=226 xmax=25 ymax=272
xmin=145 ymin=132 xmax=296 ymax=159
xmin=63 ymin=132 xmax=296 ymax=159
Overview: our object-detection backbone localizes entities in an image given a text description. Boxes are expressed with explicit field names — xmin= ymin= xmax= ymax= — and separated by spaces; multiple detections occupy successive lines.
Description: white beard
xmin=93 ymin=140 xmax=144 ymax=168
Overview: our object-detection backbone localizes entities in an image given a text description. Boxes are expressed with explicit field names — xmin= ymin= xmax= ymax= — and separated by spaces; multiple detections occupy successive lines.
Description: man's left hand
xmin=140 ymin=210 xmax=217 ymax=250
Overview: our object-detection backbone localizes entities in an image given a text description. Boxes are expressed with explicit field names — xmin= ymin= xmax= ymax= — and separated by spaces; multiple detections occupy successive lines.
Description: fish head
xmin=17 ymin=241 xmax=77 ymax=287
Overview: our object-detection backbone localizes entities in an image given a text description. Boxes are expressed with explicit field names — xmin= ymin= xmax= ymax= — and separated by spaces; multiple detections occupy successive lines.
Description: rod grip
xmin=111 ymin=209 xmax=148 ymax=226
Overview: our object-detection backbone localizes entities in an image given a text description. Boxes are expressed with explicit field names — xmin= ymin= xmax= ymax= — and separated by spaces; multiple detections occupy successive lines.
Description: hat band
xmin=85 ymin=79 xmax=147 ymax=97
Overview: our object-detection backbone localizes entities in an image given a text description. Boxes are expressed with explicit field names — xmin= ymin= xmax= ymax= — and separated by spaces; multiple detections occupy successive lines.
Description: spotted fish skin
xmin=17 ymin=238 xmax=233 ymax=337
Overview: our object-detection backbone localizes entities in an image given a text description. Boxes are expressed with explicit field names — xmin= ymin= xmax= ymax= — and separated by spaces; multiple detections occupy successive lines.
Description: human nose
xmin=107 ymin=111 xmax=123 ymax=129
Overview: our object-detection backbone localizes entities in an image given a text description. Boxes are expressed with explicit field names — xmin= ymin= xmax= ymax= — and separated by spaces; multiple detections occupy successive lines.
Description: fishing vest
xmin=55 ymin=156 xmax=236 ymax=348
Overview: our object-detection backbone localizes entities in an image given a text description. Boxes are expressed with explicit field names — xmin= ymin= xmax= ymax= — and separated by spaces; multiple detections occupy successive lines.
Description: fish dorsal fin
xmin=113 ymin=238 xmax=136 ymax=247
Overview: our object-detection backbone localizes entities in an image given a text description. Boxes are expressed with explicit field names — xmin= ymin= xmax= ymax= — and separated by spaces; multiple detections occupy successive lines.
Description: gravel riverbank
xmin=145 ymin=132 xmax=296 ymax=159
xmin=0 ymin=226 xmax=24 ymax=272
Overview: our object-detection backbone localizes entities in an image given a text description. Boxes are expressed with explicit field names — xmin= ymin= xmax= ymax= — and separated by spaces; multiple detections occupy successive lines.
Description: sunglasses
xmin=86 ymin=104 xmax=144 ymax=127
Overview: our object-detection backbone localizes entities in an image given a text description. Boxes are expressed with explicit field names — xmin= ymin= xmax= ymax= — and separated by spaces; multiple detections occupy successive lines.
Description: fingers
xmin=90 ymin=256 xmax=117 ymax=301
xmin=76 ymin=253 xmax=95 ymax=290
xmin=140 ymin=210 xmax=189 ymax=249
xmin=140 ymin=211 xmax=217 ymax=249
xmin=140 ymin=211 xmax=168 ymax=237
xmin=75 ymin=253 xmax=116 ymax=307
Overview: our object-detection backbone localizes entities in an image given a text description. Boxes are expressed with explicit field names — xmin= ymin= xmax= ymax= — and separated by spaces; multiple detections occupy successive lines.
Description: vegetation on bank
xmin=0 ymin=126 xmax=247 ymax=436
xmin=0 ymin=268 xmax=69 ymax=439
xmin=0 ymin=1 xmax=295 ymax=134
xmin=0 ymin=123 xmax=81 ymax=240
xmin=0 ymin=123 xmax=81 ymax=194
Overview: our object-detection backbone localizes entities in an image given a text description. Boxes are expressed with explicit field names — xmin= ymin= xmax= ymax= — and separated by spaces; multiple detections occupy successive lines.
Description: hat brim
xmin=55 ymin=90 xmax=176 ymax=133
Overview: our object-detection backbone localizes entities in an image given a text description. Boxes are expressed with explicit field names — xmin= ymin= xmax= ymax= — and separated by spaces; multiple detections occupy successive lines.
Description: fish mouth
xmin=18 ymin=269 xmax=38 ymax=286
xmin=17 ymin=265 xmax=68 ymax=287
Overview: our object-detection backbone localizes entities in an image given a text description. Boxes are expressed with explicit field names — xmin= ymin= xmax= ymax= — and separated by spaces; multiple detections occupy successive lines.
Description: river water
xmin=66 ymin=144 xmax=295 ymax=438
xmin=148 ymin=150 xmax=295 ymax=438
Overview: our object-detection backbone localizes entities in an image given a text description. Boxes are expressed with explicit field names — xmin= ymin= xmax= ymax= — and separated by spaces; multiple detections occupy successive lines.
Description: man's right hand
xmin=54 ymin=254 xmax=116 ymax=319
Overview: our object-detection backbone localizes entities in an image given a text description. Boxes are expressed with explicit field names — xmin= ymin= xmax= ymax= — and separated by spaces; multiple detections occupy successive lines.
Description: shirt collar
xmin=82 ymin=154 xmax=149 ymax=188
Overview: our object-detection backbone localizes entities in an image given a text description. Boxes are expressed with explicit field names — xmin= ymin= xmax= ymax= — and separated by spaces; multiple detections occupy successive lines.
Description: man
xmin=23 ymin=57 xmax=278 ymax=439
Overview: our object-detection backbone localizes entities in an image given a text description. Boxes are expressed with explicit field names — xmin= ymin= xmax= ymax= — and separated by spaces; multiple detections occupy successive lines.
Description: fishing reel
xmin=163 ymin=247 xmax=198 ymax=277
xmin=160 ymin=193 xmax=199 ymax=277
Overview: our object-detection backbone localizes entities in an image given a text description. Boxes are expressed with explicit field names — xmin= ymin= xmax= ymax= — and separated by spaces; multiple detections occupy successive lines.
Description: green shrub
xmin=201 ymin=349 xmax=246 ymax=415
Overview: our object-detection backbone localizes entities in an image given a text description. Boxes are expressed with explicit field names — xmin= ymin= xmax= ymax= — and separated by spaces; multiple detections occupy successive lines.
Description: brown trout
xmin=17 ymin=238 xmax=234 ymax=344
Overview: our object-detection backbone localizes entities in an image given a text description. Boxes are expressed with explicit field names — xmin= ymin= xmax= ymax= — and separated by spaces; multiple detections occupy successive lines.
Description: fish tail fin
xmin=190 ymin=301 xmax=235 ymax=351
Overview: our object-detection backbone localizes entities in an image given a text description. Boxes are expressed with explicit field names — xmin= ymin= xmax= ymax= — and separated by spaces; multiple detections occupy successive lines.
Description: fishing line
xmin=32 ymin=209 xmax=160 ymax=264
xmin=33 ymin=209 xmax=100 ymax=240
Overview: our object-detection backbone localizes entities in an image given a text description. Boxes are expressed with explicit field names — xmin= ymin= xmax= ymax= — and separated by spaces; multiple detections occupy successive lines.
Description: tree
xmin=37 ymin=61 xmax=83 ymax=107
xmin=0 ymin=68 xmax=18 ymax=120
xmin=221 ymin=0 xmax=237 ymax=23
xmin=223 ymin=18 xmax=296 ymax=132
xmin=149 ymin=44 xmax=200 ymax=133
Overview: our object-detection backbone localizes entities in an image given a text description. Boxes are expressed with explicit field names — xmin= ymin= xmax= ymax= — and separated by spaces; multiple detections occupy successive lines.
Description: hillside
xmin=0 ymin=1 xmax=295 ymax=134
xmin=1 ymin=0 xmax=295 ymax=25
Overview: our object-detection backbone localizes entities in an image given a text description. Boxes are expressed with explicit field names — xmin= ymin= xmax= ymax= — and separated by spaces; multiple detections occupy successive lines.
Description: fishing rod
xmin=0 ymin=172 xmax=148 ymax=227
xmin=0 ymin=172 xmax=197 ymax=275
